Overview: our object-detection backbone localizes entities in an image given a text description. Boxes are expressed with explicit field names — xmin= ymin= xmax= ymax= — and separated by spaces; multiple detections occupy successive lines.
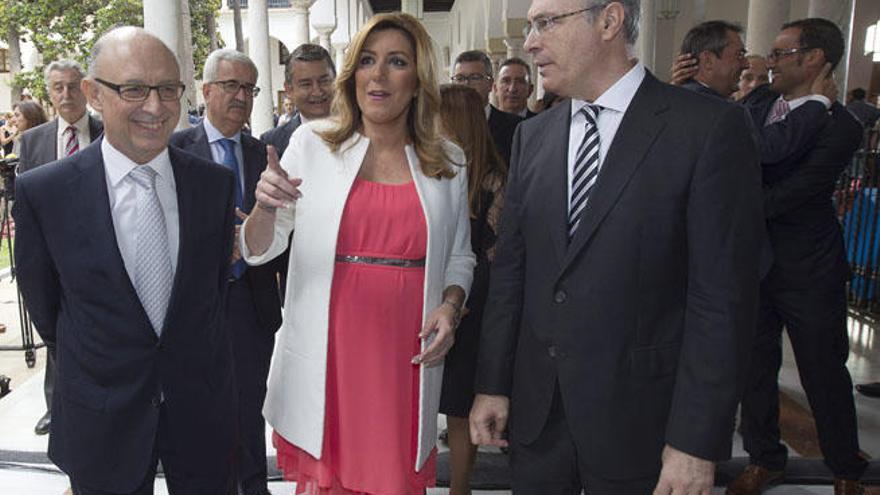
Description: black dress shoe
xmin=34 ymin=411 xmax=51 ymax=435
xmin=856 ymin=382 xmax=880 ymax=398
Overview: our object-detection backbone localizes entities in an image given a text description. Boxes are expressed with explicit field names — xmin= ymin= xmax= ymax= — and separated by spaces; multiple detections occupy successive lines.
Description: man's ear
xmin=81 ymin=79 xmax=103 ymax=113
xmin=599 ymin=2 xmax=626 ymax=42
xmin=698 ymin=50 xmax=715 ymax=72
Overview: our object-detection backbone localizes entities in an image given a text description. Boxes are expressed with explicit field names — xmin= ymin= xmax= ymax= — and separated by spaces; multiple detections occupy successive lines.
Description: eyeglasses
xmin=210 ymin=80 xmax=261 ymax=97
xmin=94 ymin=78 xmax=185 ymax=102
xmin=766 ymin=47 xmax=814 ymax=62
xmin=451 ymin=74 xmax=492 ymax=84
xmin=523 ymin=4 xmax=604 ymax=38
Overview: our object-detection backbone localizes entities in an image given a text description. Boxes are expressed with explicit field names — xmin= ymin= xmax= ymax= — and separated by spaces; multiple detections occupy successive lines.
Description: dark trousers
xmin=510 ymin=384 xmax=659 ymax=495
xmin=740 ymin=284 xmax=867 ymax=479
xmin=44 ymin=340 xmax=56 ymax=411
xmin=71 ymin=406 xmax=236 ymax=495
xmin=227 ymin=278 xmax=275 ymax=494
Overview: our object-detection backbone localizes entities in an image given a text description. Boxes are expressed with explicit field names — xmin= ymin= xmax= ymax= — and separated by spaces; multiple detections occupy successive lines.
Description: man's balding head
xmin=83 ymin=27 xmax=183 ymax=164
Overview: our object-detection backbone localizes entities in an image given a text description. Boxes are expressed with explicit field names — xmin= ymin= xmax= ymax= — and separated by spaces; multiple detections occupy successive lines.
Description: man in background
xmin=260 ymin=43 xmax=334 ymax=159
xmin=16 ymin=59 xmax=103 ymax=437
xmin=495 ymin=57 xmax=536 ymax=118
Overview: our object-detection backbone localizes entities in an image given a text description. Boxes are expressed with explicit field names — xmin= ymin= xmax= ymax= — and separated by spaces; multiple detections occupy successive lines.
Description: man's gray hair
xmin=587 ymin=0 xmax=640 ymax=45
xmin=203 ymin=48 xmax=258 ymax=82
xmin=44 ymin=60 xmax=86 ymax=83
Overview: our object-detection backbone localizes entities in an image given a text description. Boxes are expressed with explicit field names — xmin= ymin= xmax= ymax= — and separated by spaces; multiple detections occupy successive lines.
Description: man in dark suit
xmin=170 ymin=48 xmax=283 ymax=495
xmin=677 ymin=20 xmax=748 ymax=100
xmin=16 ymin=59 xmax=103 ymax=436
xmin=495 ymin=58 xmax=538 ymax=119
xmin=260 ymin=43 xmax=334 ymax=159
xmin=469 ymin=1 xmax=763 ymax=494
xmin=14 ymin=27 xmax=238 ymax=494
xmin=452 ymin=50 xmax=523 ymax=165
xmin=727 ymin=18 xmax=868 ymax=495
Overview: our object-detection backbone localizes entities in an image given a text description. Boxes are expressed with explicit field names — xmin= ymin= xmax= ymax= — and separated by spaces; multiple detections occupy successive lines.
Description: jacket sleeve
xmin=763 ymin=108 xmax=861 ymax=219
xmin=12 ymin=177 xmax=61 ymax=345
xmin=759 ymin=100 xmax=828 ymax=165
xmin=665 ymin=104 xmax=763 ymax=461
xmin=474 ymin=125 xmax=527 ymax=397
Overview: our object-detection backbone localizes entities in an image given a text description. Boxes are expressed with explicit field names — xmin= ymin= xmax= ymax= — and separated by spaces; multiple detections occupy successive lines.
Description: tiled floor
xmin=3 ymin=262 xmax=880 ymax=494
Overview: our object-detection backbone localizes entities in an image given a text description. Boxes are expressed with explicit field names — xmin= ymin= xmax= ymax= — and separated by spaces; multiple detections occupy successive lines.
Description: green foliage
xmin=1 ymin=0 xmax=222 ymax=102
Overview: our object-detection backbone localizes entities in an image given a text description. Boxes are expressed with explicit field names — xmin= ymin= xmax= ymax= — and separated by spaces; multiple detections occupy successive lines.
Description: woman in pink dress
xmin=242 ymin=12 xmax=476 ymax=495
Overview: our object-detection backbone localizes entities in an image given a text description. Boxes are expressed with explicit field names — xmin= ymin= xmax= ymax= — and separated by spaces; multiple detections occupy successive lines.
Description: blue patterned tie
xmin=130 ymin=165 xmax=173 ymax=336
xmin=218 ymin=138 xmax=245 ymax=279
xmin=568 ymin=104 xmax=602 ymax=239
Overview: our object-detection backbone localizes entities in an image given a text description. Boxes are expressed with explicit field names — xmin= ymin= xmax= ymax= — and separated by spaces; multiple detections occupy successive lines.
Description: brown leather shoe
xmin=834 ymin=479 xmax=865 ymax=495
xmin=726 ymin=464 xmax=784 ymax=495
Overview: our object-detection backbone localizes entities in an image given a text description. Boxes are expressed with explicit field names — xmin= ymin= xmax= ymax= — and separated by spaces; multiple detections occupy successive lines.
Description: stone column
xmin=401 ymin=0 xmax=423 ymax=18
xmin=503 ymin=17 xmax=527 ymax=59
xmin=746 ymin=0 xmax=790 ymax=57
xmin=292 ymin=0 xmax=318 ymax=49
xmin=809 ymin=0 xmax=840 ymax=19
xmin=314 ymin=24 xmax=336 ymax=52
xmin=247 ymin=0 xmax=274 ymax=136
xmin=333 ymin=42 xmax=348 ymax=74
xmin=638 ymin=0 xmax=655 ymax=70
xmin=143 ymin=0 xmax=187 ymax=128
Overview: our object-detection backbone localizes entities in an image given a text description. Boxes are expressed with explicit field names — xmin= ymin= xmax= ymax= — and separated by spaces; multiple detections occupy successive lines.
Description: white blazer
xmin=242 ymin=121 xmax=476 ymax=470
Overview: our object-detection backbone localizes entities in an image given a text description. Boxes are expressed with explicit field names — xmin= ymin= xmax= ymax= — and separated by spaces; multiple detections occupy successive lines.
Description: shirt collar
xmin=58 ymin=112 xmax=90 ymax=135
xmin=203 ymin=116 xmax=241 ymax=145
xmin=102 ymin=138 xmax=172 ymax=187
xmin=570 ymin=62 xmax=646 ymax=118
xmin=782 ymin=94 xmax=814 ymax=112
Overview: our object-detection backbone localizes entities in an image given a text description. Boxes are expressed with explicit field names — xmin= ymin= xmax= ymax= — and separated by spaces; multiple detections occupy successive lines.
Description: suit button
xmin=548 ymin=345 xmax=557 ymax=358
xmin=554 ymin=290 xmax=567 ymax=304
xmin=150 ymin=396 xmax=161 ymax=408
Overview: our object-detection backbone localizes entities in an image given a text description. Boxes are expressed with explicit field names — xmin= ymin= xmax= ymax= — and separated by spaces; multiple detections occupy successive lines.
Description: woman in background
xmin=438 ymin=83 xmax=507 ymax=495
xmin=10 ymin=101 xmax=48 ymax=156
xmin=243 ymin=12 xmax=475 ymax=495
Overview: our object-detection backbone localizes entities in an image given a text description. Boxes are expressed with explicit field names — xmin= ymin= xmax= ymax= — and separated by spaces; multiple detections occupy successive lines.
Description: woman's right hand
xmin=255 ymin=145 xmax=303 ymax=211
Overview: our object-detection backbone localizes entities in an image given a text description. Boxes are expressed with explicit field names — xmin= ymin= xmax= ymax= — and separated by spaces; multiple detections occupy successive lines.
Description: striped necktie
xmin=568 ymin=104 xmax=602 ymax=239
xmin=63 ymin=125 xmax=79 ymax=157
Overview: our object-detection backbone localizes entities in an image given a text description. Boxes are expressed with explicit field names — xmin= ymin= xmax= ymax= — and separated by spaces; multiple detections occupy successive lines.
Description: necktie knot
xmin=218 ymin=138 xmax=236 ymax=156
xmin=129 ymin=165 xmax=158 ymax=190
xmin=63 ymin=125 xmax=79 ymax=157
xmin=65 ymin=125 xmax=77 ymax=135
xmin=580 ymin=104 xmax=602 ymax=126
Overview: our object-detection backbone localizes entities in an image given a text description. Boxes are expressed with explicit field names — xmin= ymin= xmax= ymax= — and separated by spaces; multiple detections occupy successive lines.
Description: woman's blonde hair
xmin=318 ymin=12 xmax=453 ymax=179
xmin=439 ymin=84 xmax=507 ymax=217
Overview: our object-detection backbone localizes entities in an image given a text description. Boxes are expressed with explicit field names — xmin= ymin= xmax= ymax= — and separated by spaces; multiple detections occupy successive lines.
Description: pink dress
xmin=274 ymin=178 xmax=437 ymax=495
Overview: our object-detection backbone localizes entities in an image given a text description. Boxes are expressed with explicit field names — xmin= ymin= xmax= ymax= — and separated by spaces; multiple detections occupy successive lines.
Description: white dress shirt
xmin=202 ymin=117 xmax=245 ymax=197
xmin=102 ymin=139 xmax=180 ymax=283
xmin=56 ymin=113 xmax=92 ymax=158
xmin=567 ymin=62 xmax=646 ymax=204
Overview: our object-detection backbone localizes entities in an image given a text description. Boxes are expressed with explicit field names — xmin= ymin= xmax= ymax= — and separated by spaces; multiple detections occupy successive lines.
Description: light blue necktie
xmin=130 ymin=165 xmax=172 ymax=336
xmin=218 ymin=138 xmax=246 ymax=279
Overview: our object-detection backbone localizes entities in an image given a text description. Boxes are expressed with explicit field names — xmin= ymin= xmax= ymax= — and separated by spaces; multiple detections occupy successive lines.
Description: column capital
xmin=290 ymin=0 xmax=317 ymax=14
xmin=313 ymin=23 xmax=336 ymax=35
xmin=485 ymin=37 xmax=508 ymax=58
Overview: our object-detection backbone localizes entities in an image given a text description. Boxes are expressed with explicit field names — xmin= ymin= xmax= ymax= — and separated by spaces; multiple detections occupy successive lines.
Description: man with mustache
xmin=495 ymin=57 xmax=537 ymax=119
xmin=16 ymin=59 xmax=103 ymax=437
xmin=170 ymin=48 xmax=284 ymax=495
xmin=260 ymin=43 xmax=334 ymax=159
xmin=14 ymin=27 xmax=238 ymax=494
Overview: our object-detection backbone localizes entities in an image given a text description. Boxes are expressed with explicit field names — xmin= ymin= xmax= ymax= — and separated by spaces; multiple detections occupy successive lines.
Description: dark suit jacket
xmin=488 ymin=105 xmax=523 ymax=166
xmin=170 ymin=123 xmax=284 ymax=333
xmin=743 ymin=84 xmax=863 ymax=289
xmin=259 ymin=113 xmax=302 ymax=159
xmin=476 ymin=73 xmax=764 ymax=479
xmin=17 ymin=116 xmax=103 ymax=173
xmin=13 ymin=140 xmax=238 ymax=492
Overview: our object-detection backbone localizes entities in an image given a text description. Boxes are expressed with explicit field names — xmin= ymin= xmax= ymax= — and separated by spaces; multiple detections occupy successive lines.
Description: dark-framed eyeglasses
xmin=451 ymin=74 xmax=492 ymax=84
xmin=94 ymin=78 xmax=185 ymax=102
xmin=210 ymin=79 xmax=261 ymax=98
xmin=523 ymin=4 xmax=604 ymax=38
xmin=766 ymin=46 xmax=814 ymax=62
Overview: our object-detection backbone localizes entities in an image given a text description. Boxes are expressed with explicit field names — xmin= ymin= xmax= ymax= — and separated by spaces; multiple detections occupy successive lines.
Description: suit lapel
xmin=165 ymin=148 xmax=195 ymax=333
xmin=537 ymin=103 xmax=572 ymax=267
xmin=561 ymin=74 xmax=669 ymax=271
xmin=68 ymin=140 xmax=153 ymax=335
xmin=241 ymin=137 xmax=261 ymax=212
